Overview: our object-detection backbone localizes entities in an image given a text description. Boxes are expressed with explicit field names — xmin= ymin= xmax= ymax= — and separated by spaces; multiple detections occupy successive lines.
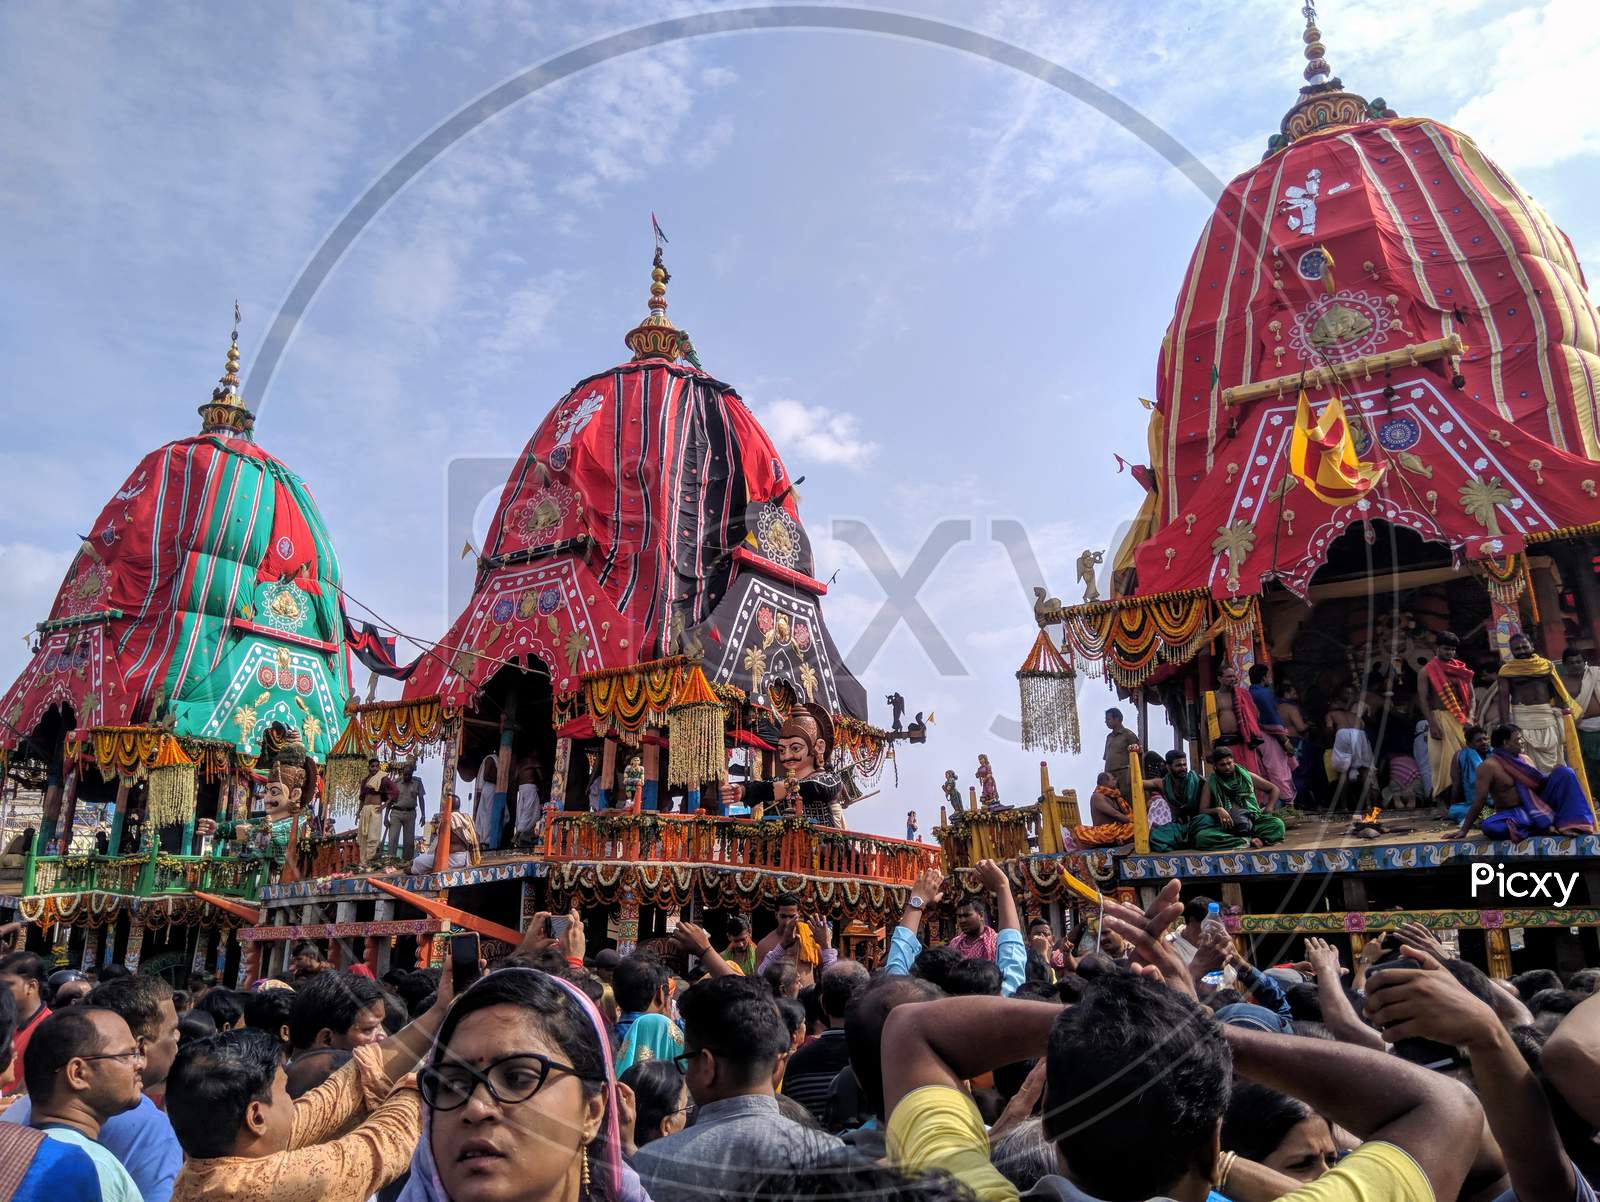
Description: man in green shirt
xmin=721 ymin=915 xmax=758 ymax=978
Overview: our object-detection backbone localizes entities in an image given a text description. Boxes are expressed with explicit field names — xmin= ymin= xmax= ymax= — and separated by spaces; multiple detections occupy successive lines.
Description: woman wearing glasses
xmin=406 ymin=970 xmax=648 ymax=1202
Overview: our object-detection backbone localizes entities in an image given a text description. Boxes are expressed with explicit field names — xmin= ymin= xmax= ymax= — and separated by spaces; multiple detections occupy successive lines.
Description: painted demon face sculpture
xmin=261 ymin=776 xmax=303 ymax=821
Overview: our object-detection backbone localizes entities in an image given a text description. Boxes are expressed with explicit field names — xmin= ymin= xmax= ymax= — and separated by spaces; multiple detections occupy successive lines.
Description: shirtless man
xmin=1558 ymin=648 xmax=1600 ymax=793
xmin=1325 ymin=688 xmax=1374 ymax=802
xmin=1447 ymin=723 xmax=1596 ymax=840
xmin=1497 ymin=632 xmax=1571 ymax=773
xmin=751 ymin=893 xmax=835 ymax=991
xmin=1207 ymin=666 xmax=1262 ymax=773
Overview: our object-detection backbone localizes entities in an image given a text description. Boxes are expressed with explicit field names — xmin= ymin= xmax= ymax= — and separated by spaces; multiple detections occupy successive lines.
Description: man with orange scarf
xmin=753 ymin=893 xmax=835 ymax=991
xmin=1074 ymin=772 xmax=1135 ymax=848
xmin=1418 ymin=632 xmax=1475 ymax=804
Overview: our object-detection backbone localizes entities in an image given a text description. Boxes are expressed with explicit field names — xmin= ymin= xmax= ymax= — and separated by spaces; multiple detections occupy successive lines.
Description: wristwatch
xmin=907 ymin=895 xmax=927 ymax=911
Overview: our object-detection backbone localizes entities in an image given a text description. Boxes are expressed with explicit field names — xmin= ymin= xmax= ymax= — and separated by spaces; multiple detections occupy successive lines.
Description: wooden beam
xmin=365 ymin=876 xmax=525 ymax=946
xmin=193 ymin=891 xmax=262 ymax=924
xmin=1222 ymin=334 xmax=1465 ymax=408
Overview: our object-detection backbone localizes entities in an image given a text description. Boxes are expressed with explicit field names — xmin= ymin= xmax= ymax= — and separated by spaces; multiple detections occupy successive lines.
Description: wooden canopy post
xmin=600 ymin=738 xmax=618 ymax=808
xmin=1128 ymin=744 xmax=1150 ymax=855
xmin=549 ymin=736 xmax=572 ymax=811
xmin=433 ymin=716 xmax=462 ymax=870
xmin=57 ymin=761 xmax=81 ymax=854
xmin=1564 ymin=541 xmax=1600 ymax=651
xmin=490 ymin=691 xmax=518 ymax=850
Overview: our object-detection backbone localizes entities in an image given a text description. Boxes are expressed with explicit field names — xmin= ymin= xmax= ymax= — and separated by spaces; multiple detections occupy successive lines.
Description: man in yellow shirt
xmin=881 ymin=887 xmax=1479 ymax=1202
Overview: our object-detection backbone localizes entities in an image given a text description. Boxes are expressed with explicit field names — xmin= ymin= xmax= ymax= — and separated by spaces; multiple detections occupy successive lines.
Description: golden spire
xmin=1270 ymin=1 xmax=1391 ymax=152
xmin=198 ymin=301 xmax=255 ymax=436
xmin=1301 ymin=3 xmax=1331 ymax=85
xmin=624 ymin=220 xmax=683 ymax=362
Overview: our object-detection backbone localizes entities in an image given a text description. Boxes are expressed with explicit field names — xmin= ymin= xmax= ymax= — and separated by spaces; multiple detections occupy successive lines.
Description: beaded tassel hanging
xmin=323 ymin=717 xmax=373 ymax=823
xmin=667 ymin=665 xmax=729 ymax=787
xmin=147 ymin=735 xmax=197 ymax=827
xmin=1017 ymin=630 xmax=1081 ymax=755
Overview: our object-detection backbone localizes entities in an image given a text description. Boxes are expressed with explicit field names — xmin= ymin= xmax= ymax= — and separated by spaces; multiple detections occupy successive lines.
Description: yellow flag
xmin=1288 ymin=392 xmax=1385 ymax=506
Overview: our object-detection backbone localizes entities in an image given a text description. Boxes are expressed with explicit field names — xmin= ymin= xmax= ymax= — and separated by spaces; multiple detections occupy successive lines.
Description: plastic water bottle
xmin=1201 ymin=901 xmax=1229 ymax=944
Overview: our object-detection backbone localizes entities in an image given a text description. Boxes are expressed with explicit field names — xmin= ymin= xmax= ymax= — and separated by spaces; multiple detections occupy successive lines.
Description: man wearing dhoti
xmin=513 ymin=755 xmax=544 ymax=848
xmin=1447 ymin=724 xmax=1596 ymax=841
xmin=1559 ymin=648 xmax=1600 ymax=795
xmin=1418 ymin=632 xmax=1475 ymax=804
xmin=356 ymin=758 xmax=393 ymax=864
xmin=1497 ymin=633 xmax=1588 ymax=788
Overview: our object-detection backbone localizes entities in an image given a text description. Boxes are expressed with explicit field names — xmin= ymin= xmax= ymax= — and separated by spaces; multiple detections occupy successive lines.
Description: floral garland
xmin=351 ymin=697 xmax=457 ymax=756
xmin=1478 ymin=554 xmax=1528 ymax=611
xmin=1059 ymin=591 xmax=1212 ymax=689
xmin=549 ymin=861 xmax=907 ymax=923
xmin=584 ymin=658 xmax=687 ymax=735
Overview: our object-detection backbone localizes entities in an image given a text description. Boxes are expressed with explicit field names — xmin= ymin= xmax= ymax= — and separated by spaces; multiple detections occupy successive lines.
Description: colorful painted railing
xmin=935 ymin=767 xmax=1082 ymax=868
xmin=541 ymin=812 xmax=942 ymax=886
xmin=23 ymin=841 xmax=270 ymax=901
xmin=304 ymin=834 xmax=365 ymax=879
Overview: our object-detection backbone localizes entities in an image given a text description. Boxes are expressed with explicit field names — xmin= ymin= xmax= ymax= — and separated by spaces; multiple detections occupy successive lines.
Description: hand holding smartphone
xmin=451 ymin=931 xmax=481 ymax=993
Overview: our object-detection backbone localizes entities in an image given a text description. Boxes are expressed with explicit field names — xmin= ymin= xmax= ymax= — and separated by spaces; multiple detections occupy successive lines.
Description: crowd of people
xmin=2 ymin=869 xmax=1599 ymax=1202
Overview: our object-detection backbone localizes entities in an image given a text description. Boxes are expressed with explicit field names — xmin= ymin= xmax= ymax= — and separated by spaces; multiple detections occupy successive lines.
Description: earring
xmin=580 ymin=1147 xmax=591 ymax=1196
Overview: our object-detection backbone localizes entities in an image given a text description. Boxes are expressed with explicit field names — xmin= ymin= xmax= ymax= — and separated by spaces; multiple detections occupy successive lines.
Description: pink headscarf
xmin=397 ymin=968 xmax=648 ymax=1202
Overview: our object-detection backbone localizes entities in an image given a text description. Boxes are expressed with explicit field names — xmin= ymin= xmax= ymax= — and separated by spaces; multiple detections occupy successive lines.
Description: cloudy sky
xmin=3 ymin=0 xmax=1596 ymax=837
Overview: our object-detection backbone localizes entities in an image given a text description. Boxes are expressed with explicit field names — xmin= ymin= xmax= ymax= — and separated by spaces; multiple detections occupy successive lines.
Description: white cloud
xmin=758 ymin=399 xmax=879 ymax=468
xmin=1447 ymin=0 xmax=1600 ymax=171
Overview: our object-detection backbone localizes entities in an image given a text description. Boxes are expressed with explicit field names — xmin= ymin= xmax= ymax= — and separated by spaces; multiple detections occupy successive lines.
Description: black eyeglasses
xmin=419 ymin=1053 xmax=589 ymax=1111
xmin=670 ymin=1049 xmax=706 ymax=1074
xmin=63 ymin=1047 xmax=144 ymax=1070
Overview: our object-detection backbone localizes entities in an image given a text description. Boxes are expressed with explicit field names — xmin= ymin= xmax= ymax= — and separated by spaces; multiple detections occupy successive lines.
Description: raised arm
xmin=886 ymin=868 xmax=943 ymax=976
xmin=881 ymin=995 xmax=1061 ymax=1114
xmin=1541 ymin=989 xmax=1600 ymax=1129
xmin=1225 ymin=1024 xmax=1480 ymax=1202
xmin=1302 ymin=937 xmax=1384 ymax=1050
xmin=672 ymin=922 xmax=735 ymax=978
xmin=1366 ymin=947 xmax=1574 ymax=1202
xmin=974 ymin=859 xmax=1024 ymax=996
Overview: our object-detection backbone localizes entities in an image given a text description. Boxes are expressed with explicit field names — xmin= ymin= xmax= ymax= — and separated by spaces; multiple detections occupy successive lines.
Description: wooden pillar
xmin=1128 ymin=745 xmax=1150 ymax=854
xmin=600 ymin=738 xmax=618 ymax=809
xmin=108 ymin=776 xmax=131 ymax=854
xmin=1136 ymin=693 xmax=1150 ymax=752
xmin=57 ymin=762 xmax=82 ymax=854
xmin=520 ymin=878 xmax=539 ymax=934
xmin=80 ymin=925 xmax=102 ymax=972
xmin=1485 ymin=928 xmax=1513 ymax=979
xmin=550 ymin=736 xmax=572 ymax=809
xmin=1531 ymin=559 xmax=1567 ymax=659
xmin=1220 ymin=882 xmax=1247 ymax=960
xmin=434 ymin=718 xmax=462 ymax=870
xmin=190 ymin=927 xmax=211 ymax=976
xmin=124 ymin=918 xmax=146 ymax=972
xmin=1565 ymin=541 xmax=1600 ymax=651
xmin=489 ymin=693 xmax=517 ymax=851
xmin=1488 ymin=588 xmax=1524 ymax=661
xmin=616 ymin=892 xmax=641 ymax=955
xmin=641 ymin=741 xmax=660 ymax=812
xmin=240 ymin=938 xmax=261 ymax=987
xmin=373 ymin=897 xmax=395 ymax=977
